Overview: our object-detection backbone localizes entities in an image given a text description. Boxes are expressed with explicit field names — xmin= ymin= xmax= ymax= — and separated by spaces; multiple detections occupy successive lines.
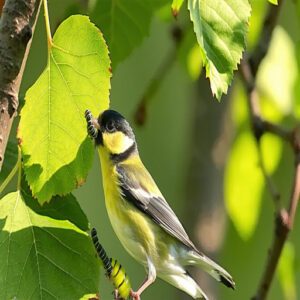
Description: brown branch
xmin=0 ymin=0 xmax=5 ymax=15
xmin=240 ymin=60 xmax=292 ymax=143
xmin=240 ymin=62 xmax=300 ymax=297
xmin=240 ymin=59 xmax=283 ymax=203
xmin=256 ymin=145 xmax=281 ymax=205
xmin=252 ymin=145 xmax=300 ymax=300
xmin=238 ymin=1 xmax=300 ymax=299
xmin=0 ymin=0 xmax=41 ymax=170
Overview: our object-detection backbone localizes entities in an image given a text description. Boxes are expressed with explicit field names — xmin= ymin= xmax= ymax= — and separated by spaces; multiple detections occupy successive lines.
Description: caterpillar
xmin=91 ymin=228 xmax=132 ymax=300
xmin=85 ymin=109 xmax=98 ymax=139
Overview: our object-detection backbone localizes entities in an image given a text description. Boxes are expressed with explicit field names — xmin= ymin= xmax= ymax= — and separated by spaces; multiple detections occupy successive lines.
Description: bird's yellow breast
xmin=97 ymin=147 xmax=162 ymax=265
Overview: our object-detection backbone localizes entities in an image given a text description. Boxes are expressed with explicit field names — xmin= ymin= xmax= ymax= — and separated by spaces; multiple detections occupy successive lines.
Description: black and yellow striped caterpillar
xmin=85 ymin=109 xmax=98 ymax=139
xmin=91 ymin=228 xmax=131 ymax=300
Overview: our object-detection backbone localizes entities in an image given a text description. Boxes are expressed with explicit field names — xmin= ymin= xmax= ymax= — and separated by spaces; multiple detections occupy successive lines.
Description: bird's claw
xmin=130 ymin=290 xmax=141 ymax=300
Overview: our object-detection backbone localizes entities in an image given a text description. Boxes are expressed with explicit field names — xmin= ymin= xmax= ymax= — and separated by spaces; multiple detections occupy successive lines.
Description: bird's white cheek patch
xmin=121 ymin=135 xmax=135 ymax=153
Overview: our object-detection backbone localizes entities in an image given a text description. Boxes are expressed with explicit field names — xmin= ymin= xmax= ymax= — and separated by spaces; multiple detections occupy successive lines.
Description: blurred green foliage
xmin=0 ymin=0 xmax=299 ymax=299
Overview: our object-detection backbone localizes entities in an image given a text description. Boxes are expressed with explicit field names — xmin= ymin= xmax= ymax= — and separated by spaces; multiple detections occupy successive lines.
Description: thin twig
xmin=0 ymin=0 xmax=42 ymax=170
xmin=256 ymin=145 xmax=281 ymax=206
xmin=288 ymin=154 xmax=300 ymax=228
xmin=252 ymin=147 xmax=300 ymax=300
xmin=240 ymin=59 xmax=292 ymax=143
xmin=240 ymin=59 xmax=282 ymax=203
xmin=239 ymin=60 xmax=260 ymax=118
xmin=239 ymin=1 xmax=300 ymax=299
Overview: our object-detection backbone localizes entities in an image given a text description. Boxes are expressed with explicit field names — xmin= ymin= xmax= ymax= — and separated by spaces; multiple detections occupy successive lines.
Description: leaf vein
xmin=40 ymin=227 xmax=86 ymax=259
xmin=38 ymin=252 xmax=90 ymax=291
xmin=16 ymin=243 xmax=35 ymax=296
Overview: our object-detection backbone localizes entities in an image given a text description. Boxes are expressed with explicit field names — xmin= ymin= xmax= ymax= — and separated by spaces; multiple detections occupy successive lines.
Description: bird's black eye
xmin=106 ymin=120 xmax=115 ymax=132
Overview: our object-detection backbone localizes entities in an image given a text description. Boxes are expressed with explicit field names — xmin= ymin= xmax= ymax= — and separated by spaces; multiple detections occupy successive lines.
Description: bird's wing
xmin=116 ymin=163 xmax=199 ymax=252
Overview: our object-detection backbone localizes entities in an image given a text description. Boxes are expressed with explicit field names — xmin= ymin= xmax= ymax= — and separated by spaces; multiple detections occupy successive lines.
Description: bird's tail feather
xmin=186 ymin=251 xmax=235 ymax=290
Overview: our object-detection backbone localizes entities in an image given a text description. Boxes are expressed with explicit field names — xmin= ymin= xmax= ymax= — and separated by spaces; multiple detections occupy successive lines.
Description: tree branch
xmin=239 ymin=1 xmax=300 ymax=299
xmin=240 ymin=60 xmax=292 ymax=144
xmin=252 ymin=145 xmax=300 ymax=300
xmin=0 ymin=0 xmax=41 ymax=170
xmin=240 ymin=59 xmax=283 ymax=203
xmin=0 ymin=0 xmax=5 ymax=15
xmin=241 ymin=55 xmax=299 ymax=299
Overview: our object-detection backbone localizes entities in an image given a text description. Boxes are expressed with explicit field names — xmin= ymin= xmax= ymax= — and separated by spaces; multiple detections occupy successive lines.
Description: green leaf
xmin=268 ymin=0 xmax=278 ymax=5
xmin=225 ymin=131 xmax=264 ymax=240
xmin=278 ymin=242 xmax=297 ymax=300
xmin=256 ymin=26 xmax=297 ymax=115
xmin=186 ymin=44 xmax=203 ymax=80
xmin=18 ymin=15 xmax=111 ymax=203
xmin=172 ymin=0 xmax=185 ymax=16
xmin=91 ymin=0 xmax=170 ymax=68
xmin=178 ymin=28 xmax=203 ymax=80
xmin=0 ymin=191 xmax=100 ymax=299
xmin=260 ymin=133 xmax=282 ymax=174
xmin=187 ymin=0 xmax=251 ymax=100
xmin=24 ymin=191 xmax=89 ymax=232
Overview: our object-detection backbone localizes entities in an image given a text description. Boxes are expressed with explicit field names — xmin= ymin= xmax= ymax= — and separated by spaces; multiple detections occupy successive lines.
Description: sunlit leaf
xmin=268 ymin=0 xmax=278 ymax=5
xmin=188 ymin=0 xmax=251 ymax=100
xmin=18 ymin=15 xmax=111 ymax=203
xmin=187 ymin=44 xmax=203 ymax=80
xmin=256 ymin=26 xmax=297 ymax=115
xmin=260 ymin=134 xmax=282 ymax=174
xmin=225 ymin=131 xmax=264 ymax=240
xmin=0 ymin=191 xmax=100 ymax=299
xmin=25 ymin=192 xmax=90 ymax=232
xmin=231 ymin=80 xmax=248 ymax=126
xmin=178 ymin=28 xmax=201 ymax=79
xmin=91 ymin=0 xmax=169 ymax=68
xmin=278 ymin=242 xmax=297 ymax=300
xmin=172 ymin=0 xmax=185 ymax=17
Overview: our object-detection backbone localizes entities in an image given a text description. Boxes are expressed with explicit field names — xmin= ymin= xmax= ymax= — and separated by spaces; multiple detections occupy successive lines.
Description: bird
xmin=85 ymin=109 xmax=235 ymax=300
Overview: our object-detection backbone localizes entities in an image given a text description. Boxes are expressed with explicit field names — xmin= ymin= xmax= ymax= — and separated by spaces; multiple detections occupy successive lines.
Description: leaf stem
xmin=17 ymin=147 xmax=22 ymax=191
xmin=43 ymin=0 xmax=52 ymax=48
xmin=0 ymin=147 xmax=21 ymax=194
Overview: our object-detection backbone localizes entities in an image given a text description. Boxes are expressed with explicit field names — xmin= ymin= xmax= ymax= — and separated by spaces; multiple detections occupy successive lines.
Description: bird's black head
xmin=96 ymin=110 xmax=136 ymax=159
xmin=98 ymin=110 xmax=134 ymax=139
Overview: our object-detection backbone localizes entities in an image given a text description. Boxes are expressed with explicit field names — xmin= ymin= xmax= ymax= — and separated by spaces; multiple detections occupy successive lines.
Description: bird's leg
xmin=130 ymin=289 xmax=140 ymax=300
xmin=129 ymin=276 xmax=153 ymax=300
xmin=130 ymin=258 xmax=156 ymax=300
xmin=113 ymin=289 xmax=119 ymax=300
